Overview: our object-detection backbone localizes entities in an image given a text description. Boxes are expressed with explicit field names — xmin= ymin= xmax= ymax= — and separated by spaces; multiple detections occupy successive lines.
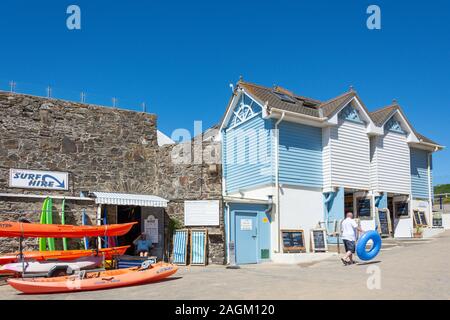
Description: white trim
xmin=219 ymin=89 xmax=265 ymax=132
xmin=274 ymin=111 xmax=285 ymax=253
xmin=92 ymin=192 xmax=168 ymax=207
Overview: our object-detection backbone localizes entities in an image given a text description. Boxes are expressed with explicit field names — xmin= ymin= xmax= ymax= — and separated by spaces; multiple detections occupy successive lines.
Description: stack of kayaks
xmin=7 ymin=262 xmax=178 ymax=294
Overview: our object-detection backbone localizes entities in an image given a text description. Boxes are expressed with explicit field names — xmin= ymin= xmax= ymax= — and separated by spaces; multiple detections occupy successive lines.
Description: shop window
xmin=356 ymin=197 xmax=372 ymax=219
xmin=395 ymin=201 xmax=409 ymax=218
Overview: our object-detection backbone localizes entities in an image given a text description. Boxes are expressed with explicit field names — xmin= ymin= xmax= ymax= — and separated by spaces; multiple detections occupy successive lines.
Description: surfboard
xmin=103 ymin=207 xmax=108 ymax=248
xmin=38 ymin=198 xmax=48 ymax=251
xmin=46 ymin=198 xmax=55 ymax=251
xmin=82 ymin=209 xmax=88 ymax=250
xmin=61 ymin=198 xmax=68 ymax=251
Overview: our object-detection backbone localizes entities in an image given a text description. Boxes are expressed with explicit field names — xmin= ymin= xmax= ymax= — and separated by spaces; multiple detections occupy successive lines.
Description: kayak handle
xmin=101 ymin=277 xmax=114 ymax=281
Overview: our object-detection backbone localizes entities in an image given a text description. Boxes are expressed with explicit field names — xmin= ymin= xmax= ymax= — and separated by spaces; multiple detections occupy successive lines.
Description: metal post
xmin=46 ymin=86 xmax=52 ymax=98
xmin=112 ymin=97 xmax=117 ymax=108
xmin=9 ymin=81 xmax=16 ymax=93
xmin=80 ymin=92 xmax=86 ymax=103
xmin=142 ymin=102 xmax=146 ymax=113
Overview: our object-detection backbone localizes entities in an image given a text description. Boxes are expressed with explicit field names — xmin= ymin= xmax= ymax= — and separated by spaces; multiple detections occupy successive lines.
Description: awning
xmin=92 ymin=192 xmax=168 ymax=207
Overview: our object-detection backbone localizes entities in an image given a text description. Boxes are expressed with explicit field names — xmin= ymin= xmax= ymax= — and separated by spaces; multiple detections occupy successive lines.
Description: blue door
xmin=235 ymin=212 xmax=258 ymax=264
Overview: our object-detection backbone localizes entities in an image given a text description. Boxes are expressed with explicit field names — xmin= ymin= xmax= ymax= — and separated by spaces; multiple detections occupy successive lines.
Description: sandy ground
xmin=1 ymin=231 xmax=449 ymax=300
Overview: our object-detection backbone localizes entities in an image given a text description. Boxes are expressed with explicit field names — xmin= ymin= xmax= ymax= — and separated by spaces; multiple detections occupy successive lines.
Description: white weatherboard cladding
xmin=372 ymin=131 xmax=411 ymax=195
xmin=326 ymin=119 xmax=370 ymax=190
xmin=184 ymin=200 xmax=220 ymax=226
xmin=278 ymin=186 xmax=324 ymax=253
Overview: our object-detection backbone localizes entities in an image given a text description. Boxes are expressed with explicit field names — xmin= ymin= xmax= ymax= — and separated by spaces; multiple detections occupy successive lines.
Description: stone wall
xmin=0 ymin=92 xmax=225 ymax=264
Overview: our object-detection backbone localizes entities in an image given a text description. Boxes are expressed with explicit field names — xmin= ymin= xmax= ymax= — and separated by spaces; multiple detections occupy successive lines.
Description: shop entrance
xmin=117 ymin=206 xmax=142 ymax=255
xmin=235 ymin=212 xmax=258 ymax=264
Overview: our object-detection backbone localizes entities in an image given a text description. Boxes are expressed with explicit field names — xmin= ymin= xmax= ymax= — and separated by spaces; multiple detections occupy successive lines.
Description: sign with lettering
xmin=377 ymin=209 xmax=391 ymax=237
xmin=357 ymin=198 xmax=371 ymax=218
xmin=9 ymin=169 xmax=68 ymax=190
xmin=311 ymin=229 xmax=327 ymax=252
xmin=240 ymin=219 xmax=253 ymax=231
xmin=144 ymin=215 xmax=159 ymax=244
xmin=281 ymin=230 xmax=305 ymax=253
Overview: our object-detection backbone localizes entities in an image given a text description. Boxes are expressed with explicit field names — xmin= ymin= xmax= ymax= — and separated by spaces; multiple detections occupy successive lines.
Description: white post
xmin=427 ymin=153 xmax=433 ymax=227
xmin=97 ymin=205 xmax=102 ymax=249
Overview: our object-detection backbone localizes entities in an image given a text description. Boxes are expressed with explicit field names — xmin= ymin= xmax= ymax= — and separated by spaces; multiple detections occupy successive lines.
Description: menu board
xmin=395 ymin=201 xmax=409 ymax=217
xmin=377 ymin=209 xmax=390 ymax=237
xmin=419 ymin=211 xmax=427 ymax=226
xmin=311 ymin=229 xmax=327 ymax=252
xmin=413 ymin=211 xmax=421 ymax=226
xmin=357 ymin=198 xmax=371 ymax=217
xmin=282 ymin=230 xmax=305 ymax=253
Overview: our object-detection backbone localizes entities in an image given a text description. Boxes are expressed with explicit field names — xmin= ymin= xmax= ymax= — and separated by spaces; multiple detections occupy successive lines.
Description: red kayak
xmin=0 ymin=246 xmax=130 ymax=265
xmin=8 ymin=262 xmax=178 ymax=294
xmin=0 ymin=221 xmax=136 ymax=238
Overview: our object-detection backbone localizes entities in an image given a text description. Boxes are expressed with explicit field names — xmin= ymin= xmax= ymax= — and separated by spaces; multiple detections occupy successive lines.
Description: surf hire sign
xmin=9 ymin=169 xmax=69 ymax=191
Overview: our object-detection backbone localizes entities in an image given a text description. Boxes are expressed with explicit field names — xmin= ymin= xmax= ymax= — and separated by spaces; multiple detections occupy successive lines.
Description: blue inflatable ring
xmin=356 ymin=230 xmax=382 ymax=261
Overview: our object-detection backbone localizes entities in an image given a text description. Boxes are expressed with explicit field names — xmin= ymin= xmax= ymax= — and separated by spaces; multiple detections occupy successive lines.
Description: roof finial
xmin=349 ymin=85 xmax=354 ymax=92
xmin=239 ymin=75 xmax=243 ymax=82
xmin=392 ymin=98 xmax=397 ymax=104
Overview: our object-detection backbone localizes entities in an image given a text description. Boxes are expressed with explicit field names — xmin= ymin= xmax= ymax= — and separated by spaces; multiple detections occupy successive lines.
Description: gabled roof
xmin=220 ymin=79 xmax=442 ymax=149
xmin=370 ymin=103 xmax=443 ymax=148
xmin=370 ymin=104 xmax=398 ymax=126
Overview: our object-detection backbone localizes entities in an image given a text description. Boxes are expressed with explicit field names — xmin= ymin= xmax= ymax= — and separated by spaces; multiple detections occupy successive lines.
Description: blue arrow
xmin=42 ymin=174 xmax=65 ymax=188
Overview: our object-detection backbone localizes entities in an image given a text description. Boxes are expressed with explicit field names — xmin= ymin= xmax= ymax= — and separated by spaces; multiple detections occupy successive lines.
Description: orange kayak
xmin=0 ymin=246 xmax=129 ymax=265
xmin=7 ymin=262 xmax=178 ymax=294
xmin=0 ymin=221 xmax=136 ymax=238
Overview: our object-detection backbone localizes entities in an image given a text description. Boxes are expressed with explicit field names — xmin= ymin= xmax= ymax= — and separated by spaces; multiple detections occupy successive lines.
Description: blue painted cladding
xmin=278 ymin=122 xmax=322 ymax=187
xmin=223 ymin=115 xmax=274 ymax=193
xmin=410 ymin=148 xmax=431 ymax=199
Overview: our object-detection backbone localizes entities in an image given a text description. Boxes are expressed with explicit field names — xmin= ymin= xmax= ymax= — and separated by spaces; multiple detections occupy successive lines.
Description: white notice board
xmin=184 ymin=200 xmax=220 ymax=226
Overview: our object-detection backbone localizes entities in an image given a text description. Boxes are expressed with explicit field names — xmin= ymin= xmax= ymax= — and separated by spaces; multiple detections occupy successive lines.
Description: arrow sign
xmin=42 ymin=174 xmax=66 ymax=189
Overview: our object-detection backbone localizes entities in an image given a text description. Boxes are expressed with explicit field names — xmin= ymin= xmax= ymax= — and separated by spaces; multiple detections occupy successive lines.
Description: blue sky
xmin=0 ymin=0 xmax=449 ymax=184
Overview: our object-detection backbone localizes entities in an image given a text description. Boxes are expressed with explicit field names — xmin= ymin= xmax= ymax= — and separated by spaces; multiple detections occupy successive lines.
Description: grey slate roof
xmin=239 ymin=81 xmax=322 ymax=118
xmin=222 ymin=80 xmax=442 ymax=148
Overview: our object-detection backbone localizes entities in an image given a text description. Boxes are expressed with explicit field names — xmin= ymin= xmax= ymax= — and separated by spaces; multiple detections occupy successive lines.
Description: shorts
xmin=343 ymin=240 xmax=355 ymax=253
xmin=137 ymin=249 xmax=149 ymax=254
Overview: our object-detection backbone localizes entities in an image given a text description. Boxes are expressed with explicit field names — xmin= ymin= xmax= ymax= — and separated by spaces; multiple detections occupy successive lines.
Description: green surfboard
xmin=46 ymin=197 xmax=55 ymax=251
xmin=38 ymin=198 xmax=49 ymax=251
xmin=61 ymin=198 xmax=68 ymax=251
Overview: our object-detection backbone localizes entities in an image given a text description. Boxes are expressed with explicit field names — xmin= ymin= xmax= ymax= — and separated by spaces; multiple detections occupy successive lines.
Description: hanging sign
xmin=9 ymin=169 xmax=68 ymax=190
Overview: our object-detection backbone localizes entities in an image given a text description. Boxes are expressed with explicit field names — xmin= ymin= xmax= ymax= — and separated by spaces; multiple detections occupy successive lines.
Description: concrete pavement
xmin=1 ymin=231 xmax=449 ymax=300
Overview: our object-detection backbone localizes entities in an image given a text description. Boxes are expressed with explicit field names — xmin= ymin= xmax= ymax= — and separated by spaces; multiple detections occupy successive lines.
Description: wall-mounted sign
xmin=184 ymin=200 xmax=219 ymax=226
xmin=144 ymin=215 xmax=159 ymax=244
xmin=240 ymin=219 xmax=253 ymax=231
xmin=9 ymin=169 xmax=68 ymax=191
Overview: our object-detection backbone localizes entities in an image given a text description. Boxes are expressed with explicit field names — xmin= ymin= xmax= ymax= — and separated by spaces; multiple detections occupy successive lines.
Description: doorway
xmin=235 ymin=212 xmax=258 ymax=264
xmin=117 ymin=206 xmax=142 ymax=255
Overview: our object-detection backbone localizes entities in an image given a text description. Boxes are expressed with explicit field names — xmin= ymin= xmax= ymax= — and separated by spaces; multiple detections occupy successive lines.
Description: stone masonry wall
xmin=0 ymin=92 xmax=224 ymax=263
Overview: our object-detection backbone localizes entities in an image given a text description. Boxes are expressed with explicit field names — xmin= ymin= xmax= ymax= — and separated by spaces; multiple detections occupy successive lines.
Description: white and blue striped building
xmin=219 ymin=80 xmax=443 ymax=264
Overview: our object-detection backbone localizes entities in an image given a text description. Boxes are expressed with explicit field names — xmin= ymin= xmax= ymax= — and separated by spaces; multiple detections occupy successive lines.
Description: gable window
xmin=339 ymin=104 xmax=364 ymax=124
xmin=228 ymin=94 xmax=260 ymax=129
xmin=385 ymin=117 xmax=405 ymax=134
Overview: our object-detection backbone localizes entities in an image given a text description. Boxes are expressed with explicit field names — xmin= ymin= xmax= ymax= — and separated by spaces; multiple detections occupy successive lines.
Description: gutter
xmin=274 ymin=111 xmax=285 ymax=253
xmin=267 ymin=107 xmax=328 ymax=123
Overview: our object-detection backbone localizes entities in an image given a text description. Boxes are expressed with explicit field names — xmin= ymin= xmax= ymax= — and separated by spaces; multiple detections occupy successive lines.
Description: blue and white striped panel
xmin=172 ymin=230 xmax=188 ymax=265
xmin=191 ymin=230 xmax=206 ymax=265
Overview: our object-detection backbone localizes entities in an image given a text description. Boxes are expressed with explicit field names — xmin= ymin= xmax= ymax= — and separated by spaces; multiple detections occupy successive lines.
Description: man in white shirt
xmin=341 ymin=212 xmax=364 ymax=265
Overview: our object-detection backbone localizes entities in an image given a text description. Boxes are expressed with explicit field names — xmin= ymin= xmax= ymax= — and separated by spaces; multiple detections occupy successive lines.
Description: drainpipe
xmin=323 ymin=192 xmax=334 ymax=234
xmin=427 ymin=152 xmax=433 ymax=227
xmin=274 ymin=111 xmax=285 ymax=252
xmin=225 ymin=202 xmax=231 ymax=265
